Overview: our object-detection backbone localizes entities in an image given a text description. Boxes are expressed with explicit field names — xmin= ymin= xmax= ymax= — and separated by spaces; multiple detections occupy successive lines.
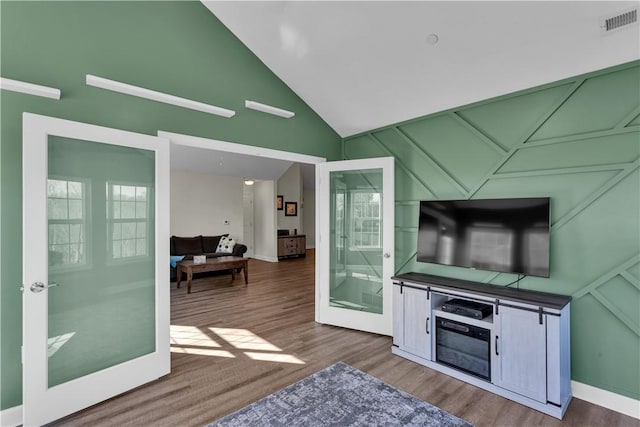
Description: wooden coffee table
xmin=176 ymin=256 xmax=248 ymax=294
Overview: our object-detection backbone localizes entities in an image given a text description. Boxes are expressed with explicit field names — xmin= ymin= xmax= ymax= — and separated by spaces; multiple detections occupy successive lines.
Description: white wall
xmin=303 ymin=188 xmax=315 ymax=248
xmin=170 ymin=171 xmax=243 ymax=240
xmin=242 ymin=184 xmax=255 ymax=257
xmin=253 ymin=180 xmax=278 ymax=262
xmin=277 ymin=163 xmax=303 ymax=235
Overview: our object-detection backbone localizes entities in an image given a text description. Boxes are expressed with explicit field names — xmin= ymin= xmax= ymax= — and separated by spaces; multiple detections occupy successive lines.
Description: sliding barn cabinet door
xmin=401 ymin=287 xmax=432 ymax=360
xmin=494 ymin=306 xmax=547 ymax=403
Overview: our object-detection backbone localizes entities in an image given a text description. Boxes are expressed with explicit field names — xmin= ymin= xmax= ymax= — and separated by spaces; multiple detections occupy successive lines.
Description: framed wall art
xmin=285 ymin=201 xmax=297 ymax=216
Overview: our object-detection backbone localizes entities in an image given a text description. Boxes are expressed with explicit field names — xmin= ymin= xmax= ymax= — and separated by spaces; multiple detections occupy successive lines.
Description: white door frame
xmin=242 ymin=185 xmax=255 ymax=258
xmin=22 ymin=113 xmax=170 ymax=426
xmin=158 ymin=132 xmax=395 ymax=337
xmin=158 ymin=131 xmax=326 ymax=166
xmin=158 ymin=131 xmax=326 ymax=263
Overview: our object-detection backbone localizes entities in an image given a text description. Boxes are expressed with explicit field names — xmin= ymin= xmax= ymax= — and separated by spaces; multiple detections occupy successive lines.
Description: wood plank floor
xmin=53 ymin=250 xmax=638 ymax=426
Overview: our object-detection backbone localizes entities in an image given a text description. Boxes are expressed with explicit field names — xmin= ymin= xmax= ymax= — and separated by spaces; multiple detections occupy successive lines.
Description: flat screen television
xmin=417 ymin=198 xmax=550 ymax=277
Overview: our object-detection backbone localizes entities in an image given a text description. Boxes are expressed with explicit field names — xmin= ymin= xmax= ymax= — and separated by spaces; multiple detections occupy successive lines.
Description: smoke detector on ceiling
xmin=601 ymin=7 xmax=638 ymax=33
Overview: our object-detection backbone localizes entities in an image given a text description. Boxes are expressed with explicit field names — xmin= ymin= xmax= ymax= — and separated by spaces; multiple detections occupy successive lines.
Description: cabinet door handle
xmin=495 ymin=336 xmax=499 ymax=356
xmin=426 ymin=317 xmax=430 ymax=334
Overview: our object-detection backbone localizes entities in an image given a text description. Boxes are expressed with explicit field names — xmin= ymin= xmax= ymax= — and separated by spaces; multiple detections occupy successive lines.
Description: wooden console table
xmin=176 ymin=256 xmax=248 ymax=294
xmin=277 ymin=234 xmax=306 ymax=259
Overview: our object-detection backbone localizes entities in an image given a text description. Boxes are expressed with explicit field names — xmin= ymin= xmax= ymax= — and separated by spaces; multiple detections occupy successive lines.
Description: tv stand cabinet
xmin=391 ymin=272 xmax=572 ymax=419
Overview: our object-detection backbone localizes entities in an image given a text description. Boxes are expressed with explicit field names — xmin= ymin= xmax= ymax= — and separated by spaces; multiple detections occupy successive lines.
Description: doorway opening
xmin=159 ymin=130 xmax=324 ymax=264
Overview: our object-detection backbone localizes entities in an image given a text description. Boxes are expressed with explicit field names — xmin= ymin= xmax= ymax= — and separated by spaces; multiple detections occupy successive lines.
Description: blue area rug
xmin=208 ymin=361 xmax=473 ymax=427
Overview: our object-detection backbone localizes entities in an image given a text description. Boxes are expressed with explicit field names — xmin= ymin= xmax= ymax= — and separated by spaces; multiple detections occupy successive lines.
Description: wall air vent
xmin=602 ymin=8 xmax=637 ymax=32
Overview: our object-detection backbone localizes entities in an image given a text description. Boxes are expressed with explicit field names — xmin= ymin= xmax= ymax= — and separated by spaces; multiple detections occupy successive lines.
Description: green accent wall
xmin=0 ymin=1 xmax=340 ymax=409
xmin=344 ymin=62 xmax=640 ymax=400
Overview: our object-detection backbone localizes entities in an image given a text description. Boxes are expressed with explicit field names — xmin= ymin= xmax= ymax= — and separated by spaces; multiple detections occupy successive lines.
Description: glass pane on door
xmin=329 ymin=168 xmax=383 ymax=314
xmin=47 ymin=135 xmax=156 ymax=387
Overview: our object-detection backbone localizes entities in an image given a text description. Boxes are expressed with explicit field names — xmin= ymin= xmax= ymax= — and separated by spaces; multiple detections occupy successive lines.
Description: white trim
xmin=251 ymin=254 xmax=279 ymax=263
xmin=572 ymin=380 xmax=640 ymax=420
xmin=157 ymin=131 xmax=324 ymax=269
xmin=0 ymin=405 xmax=22 ymax=427
xmin=22 ymin=113 xmax=170 ymax=426
xmin=245 ymin=100 xmax=295 ymax=118
xmin=157 ymin=130 xmax=325 ymax=165
xmin=0 ymin=77 xmax=61 ymax=99
xmin=86 ymin=74 xmax=235 ymax=118
xmin=316 ymin=157 xmax=395 ymax=336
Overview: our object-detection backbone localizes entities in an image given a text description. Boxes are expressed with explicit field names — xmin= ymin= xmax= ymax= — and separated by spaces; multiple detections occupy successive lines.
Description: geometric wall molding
xmin=520 ymin=126 xmax=639 ymax=148
xmin=617 ymin=105 xmax=640 ymax=129
xmin=573 ymin=255 xmax=640 ymax=336
xmin=394 ymin=126 xmax=470 ymax=194
xmin=367 ymin=132 xmax=437 ymax=197
xmin=551 ymin=160 xmax=638 ymax=231
xmin=620 ymin=270 xmax=640 ymax=291
xmin=344 ymin=61 xmax=640 ymax=400
xmin=449 ymin=112 xmax=508 ymax=155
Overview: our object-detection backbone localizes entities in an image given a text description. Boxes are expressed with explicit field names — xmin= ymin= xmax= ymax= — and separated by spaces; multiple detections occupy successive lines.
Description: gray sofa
xmin=170 ymin=234 xmax=248 ymax=282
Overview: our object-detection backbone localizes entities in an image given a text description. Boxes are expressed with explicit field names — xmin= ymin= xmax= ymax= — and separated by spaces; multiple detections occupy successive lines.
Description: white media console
xmin=392 ymin=272 xmax=572 ymax=419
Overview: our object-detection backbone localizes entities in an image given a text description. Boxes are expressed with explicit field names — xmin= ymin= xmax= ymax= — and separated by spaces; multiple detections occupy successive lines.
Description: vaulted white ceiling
xmin=170 ymin=144 xmax=294 ymax=181
xmin=204 ymin=1 xmax=640 ymax=137
xmin=171 ymin=143 xmax=318 ymax=188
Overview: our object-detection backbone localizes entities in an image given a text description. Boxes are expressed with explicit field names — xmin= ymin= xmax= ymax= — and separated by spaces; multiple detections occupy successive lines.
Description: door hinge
xmin=21 ymin=346 xmax=24 ymax=364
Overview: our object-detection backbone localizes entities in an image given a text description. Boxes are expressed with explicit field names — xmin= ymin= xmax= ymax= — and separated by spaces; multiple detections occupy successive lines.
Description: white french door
xmin=316 ymin=157 xmax=394 ymax=335
xmin=22 ymin=113 xmax=170 ymax=426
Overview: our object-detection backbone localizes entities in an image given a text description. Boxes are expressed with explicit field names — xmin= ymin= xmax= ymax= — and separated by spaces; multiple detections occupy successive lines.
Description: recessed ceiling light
xmin=426 ymin=33 xmax=439 ymax=45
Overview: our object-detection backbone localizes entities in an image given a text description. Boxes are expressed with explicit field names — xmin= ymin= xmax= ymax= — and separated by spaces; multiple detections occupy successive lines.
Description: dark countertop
xmin=278 ymin=234 xmax=306 ymax=238
xmin=392 ymin=272 xmax=571 ymax=310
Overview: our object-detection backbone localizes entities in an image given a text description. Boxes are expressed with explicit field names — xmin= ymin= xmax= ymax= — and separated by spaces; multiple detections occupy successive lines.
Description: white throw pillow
xmin=216 ymin=236 xmax=236 ymax=254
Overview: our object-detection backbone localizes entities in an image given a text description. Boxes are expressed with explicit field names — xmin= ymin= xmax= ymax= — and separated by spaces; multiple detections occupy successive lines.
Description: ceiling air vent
xmin=602 ymin=8 xmax=637 ymax=32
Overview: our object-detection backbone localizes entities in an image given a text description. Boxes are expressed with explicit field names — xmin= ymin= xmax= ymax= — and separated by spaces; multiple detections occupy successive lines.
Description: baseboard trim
xmin=0 ymin=404 xmax=22 ymax=427
xmin=251 ymin=255 xmax=278 ymax=263
xmin=572 ymin=381 xmax=640 ymax=419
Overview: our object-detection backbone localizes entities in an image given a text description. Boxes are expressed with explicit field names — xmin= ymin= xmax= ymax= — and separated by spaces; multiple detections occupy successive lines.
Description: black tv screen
xmin=417 ymin=198 xmax=550 ymax=277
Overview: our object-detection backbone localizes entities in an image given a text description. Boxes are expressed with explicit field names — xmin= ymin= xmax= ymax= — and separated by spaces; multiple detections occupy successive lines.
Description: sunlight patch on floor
xmin=209 ymin=327 xmax=282 ymax=351
xmin=244 ymin=351 xmax=305 ymax=364
xmin=170 ymin=325 xmax=221 ymax=348
xmin=170 ymin=347 xmax=235 ymax=358
xmin=170 ymin=325 xmax=305 ymax=364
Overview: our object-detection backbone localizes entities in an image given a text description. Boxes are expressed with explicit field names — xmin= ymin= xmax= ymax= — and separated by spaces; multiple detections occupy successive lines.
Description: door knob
xmin=30 ymin=282 xmax=58 ymax=293
xmin=383 ymin=252 xmax=391 ymax=258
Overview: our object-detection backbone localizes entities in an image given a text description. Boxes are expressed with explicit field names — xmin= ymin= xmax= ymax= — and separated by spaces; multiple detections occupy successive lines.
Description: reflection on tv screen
xmin=417 ymin=198 xmax=550 ymax=277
